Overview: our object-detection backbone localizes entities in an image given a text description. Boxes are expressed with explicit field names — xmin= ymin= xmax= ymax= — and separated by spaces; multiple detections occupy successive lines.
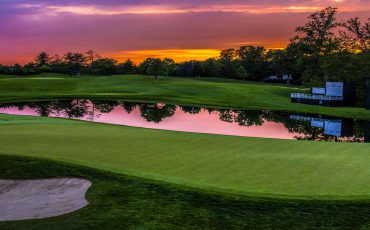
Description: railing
xmin=291 ymin=93 xmax=343 ymax=101
xmin=289 ymin=115 xmax=313 ymax=122
xmin=290 ymin=115 xmax=327 ymax=123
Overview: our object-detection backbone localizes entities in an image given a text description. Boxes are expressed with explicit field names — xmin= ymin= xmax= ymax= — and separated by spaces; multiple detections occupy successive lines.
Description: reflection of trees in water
xmin=139 ymin=104 xmax=176 ymax=123
xmin=234 ymin=110 xmax=264 ymax=126
xmin=53 ymin=100 xmax=90 ymax=118
xmin=31 ymin=102 xmax=54 ymax=117
xmin=218 ymin=110 xmax=235 ymax=123
xmin=120 ymin=102 xmax=139 ymax=114
xmin=93 ymin=101 xmax=119 ymax=113
xmin=217 ymin=110 xmax=264 ymax=126
xmin=0 ymin=100 xmax=91 ymax=118
xmin=0 ymin=100 xmax=367 ymax=142
xmin=180 ymin=106 xmax=201 ymax=115
xmin=120 ymin=102 xmax=178 ymax=123
xmin=265 ymin=112 xmax=365 ymax=142
xmin=263 ymin=112 xmax=320 ymax=140
xmin=346 ymin=121 xmax=367 ymax=143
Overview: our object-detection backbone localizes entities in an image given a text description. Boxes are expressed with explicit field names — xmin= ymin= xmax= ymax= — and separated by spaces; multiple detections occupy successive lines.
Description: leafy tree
xmin=22 ymin=62 xmax=38 ymax=75
xmin=220 ymin=48 xmax=237 ymax=61
xmin=291 ymin=7 xmax=341 ymax=56
xmin=200 ymin=58 xmax=222 ymax=77
xmin=237 ymin=46 xmax=266 ymax=80
xmin=140 ymin=58 xmax=166 ymax=80
xmin=34 ymin=52 xmax=51 ymax=67
xmin=265 ymin=49 xmax=285 ymax=76
xmin=85 ymin=50 xmax=101 ymax=64
xmin=49 ymin=55 xmax=68 ymax=74
xmin=0 ymin=65 xmax=7 ymax=74
xmin=320 ymin=52 xmax=370 ymax=105
xmin=63 ymin=52 xmax=87 ymax=76
xmin=117 ymin=59 xmax=136 ymax=75
xmin=341 ymin=17 xmax=370 ymax=52
xmin=38 ymin=65 xmax=51 ymax=73
xmin=91 ymin=58 xmax=117 ymax=75
xmin=8 ymin=64 xmax=24 ymax=75
xmin=219 ymin=49 xmax=247 ymax=80
xmin=163 ymin=58 xmax=176 ymax=76
xmin=191 ymin=60 xmax=204 ymax=78
xmin=290 ymin=7 xmax=342 ymax=86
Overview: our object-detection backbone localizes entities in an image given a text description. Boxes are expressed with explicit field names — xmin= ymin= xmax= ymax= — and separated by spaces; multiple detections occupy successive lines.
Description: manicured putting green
xmin=0 ymin=114 xmax=369 ymax=200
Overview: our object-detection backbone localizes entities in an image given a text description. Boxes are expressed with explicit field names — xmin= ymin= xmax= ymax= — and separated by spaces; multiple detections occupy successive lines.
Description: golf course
xmin=0 ymin=74 xmax=369 ymax=228
xmin=1 ymin=0 xmax=370 ymax=227
xmin=1 ymin=74 xmax=369 ymax=119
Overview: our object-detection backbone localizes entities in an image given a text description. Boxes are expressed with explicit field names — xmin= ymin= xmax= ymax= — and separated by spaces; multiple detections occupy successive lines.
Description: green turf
xmin=3 ymin=155 xmax=370 ymax=229
xmin=1 ymin=74 xmax=369 ymax=120
xmin=1 ymin=113 xmax=369 ymax=200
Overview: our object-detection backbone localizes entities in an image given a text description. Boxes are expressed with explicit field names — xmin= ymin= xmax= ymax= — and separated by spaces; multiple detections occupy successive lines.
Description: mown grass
xmin=1 ymin=114 xmax=369 ymax=200
xmin=0 ymin=74 xmax=369 ymax=120
xmin=1 ymin=74 xmax=369 ymax=228
xmin=2 ymin=155 xmax=370 ymax=229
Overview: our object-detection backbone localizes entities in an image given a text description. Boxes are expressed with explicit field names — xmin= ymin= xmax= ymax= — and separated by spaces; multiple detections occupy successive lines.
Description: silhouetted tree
xmin=63 ymin=52 xmax=87 ymax=76
xmin=292 ymin=7 xmax=341 ymax=56
xmin=163 ymin=58 xmax=176 ymax=76
xmin=200 ymin=58 xmax=222 ymax=77
xmin=140 ymin=58 xmax=166 ymax=80
xmin=34 ymin=52 xmax=51 ymax=67
xmin=85 ymin=50 xmax=101 ymax=64
xmin=341 ymin=17 xmax=370 ymax=52
xmin=91 ymin=58 xmax=117 ymax=75
xmin=117 ymin=59 xmax=136 ymax=75
xmin=237 ymin=46 xmax=266 ymax=80
xmin=219 ymin=49 xmax=247 ymax=80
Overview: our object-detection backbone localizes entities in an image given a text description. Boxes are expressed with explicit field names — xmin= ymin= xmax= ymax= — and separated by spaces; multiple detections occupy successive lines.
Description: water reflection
xmin=0 ymin=100 xmax=368 ymax=143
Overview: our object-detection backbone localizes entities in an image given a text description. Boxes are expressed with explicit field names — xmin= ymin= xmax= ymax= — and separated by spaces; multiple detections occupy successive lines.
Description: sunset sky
xmin=1 ymin=0 xmax=369 ymax=64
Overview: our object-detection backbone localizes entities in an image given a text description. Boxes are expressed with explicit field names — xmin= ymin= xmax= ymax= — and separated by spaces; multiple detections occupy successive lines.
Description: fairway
xmin=1 ymin=113 xmax=369 ymax=200
xmin=1 ymin=74 xmax=369 ymax=120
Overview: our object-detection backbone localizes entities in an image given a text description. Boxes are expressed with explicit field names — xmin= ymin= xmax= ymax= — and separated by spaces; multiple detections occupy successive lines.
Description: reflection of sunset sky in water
xmin=0 ymin=101 xmax=367 ymax=142
xmin=96 ymin=107 xmax=299 ymax=139
xmin=0 ymin=103 xmax=301 ymax=140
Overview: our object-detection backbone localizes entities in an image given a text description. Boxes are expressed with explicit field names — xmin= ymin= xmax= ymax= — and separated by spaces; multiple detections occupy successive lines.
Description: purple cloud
xmin=0 ymin=0 xmax=369 ymax=64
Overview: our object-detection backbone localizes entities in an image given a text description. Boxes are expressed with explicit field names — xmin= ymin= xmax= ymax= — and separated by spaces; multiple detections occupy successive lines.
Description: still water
xmin=0 ymin=100 xmax=368 ymax=143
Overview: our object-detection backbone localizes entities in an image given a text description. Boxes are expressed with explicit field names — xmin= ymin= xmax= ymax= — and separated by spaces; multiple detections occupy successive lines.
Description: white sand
xmin=0 ymin=178 xmax=91 ymax=221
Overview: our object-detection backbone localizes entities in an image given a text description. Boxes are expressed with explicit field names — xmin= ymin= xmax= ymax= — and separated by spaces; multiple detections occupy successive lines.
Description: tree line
xmin=0 ymin=7 xmax=369 ymax=102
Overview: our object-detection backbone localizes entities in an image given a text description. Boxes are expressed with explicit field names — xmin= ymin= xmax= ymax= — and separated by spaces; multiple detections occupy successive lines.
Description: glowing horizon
xmin=0 ymin=0 xmax=369 ymax=65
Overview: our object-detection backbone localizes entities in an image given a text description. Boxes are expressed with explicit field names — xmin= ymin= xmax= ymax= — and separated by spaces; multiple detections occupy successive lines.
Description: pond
xmin=0 ymin=100 xmax=369 ymax=143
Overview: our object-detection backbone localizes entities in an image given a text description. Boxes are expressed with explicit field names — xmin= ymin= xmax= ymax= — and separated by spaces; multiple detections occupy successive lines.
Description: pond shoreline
xmin=1 ymin=99 xmax=368 ymax=143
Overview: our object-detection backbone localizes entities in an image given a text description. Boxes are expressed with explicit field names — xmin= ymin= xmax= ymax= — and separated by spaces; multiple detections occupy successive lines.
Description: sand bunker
xmin=0 ymin=178 xmax=91 ymax=221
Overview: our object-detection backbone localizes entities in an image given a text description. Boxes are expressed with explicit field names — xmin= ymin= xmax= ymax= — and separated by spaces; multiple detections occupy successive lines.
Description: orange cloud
xmin=2 ymin=1 xmax=368 ymax=65
xmin=107 ymin=45 xmax=288 ymax=63
xmin=30 ymin=2 xmax=368 ymax=17
xmin=107 ymin=49 xmax=221 ymax=63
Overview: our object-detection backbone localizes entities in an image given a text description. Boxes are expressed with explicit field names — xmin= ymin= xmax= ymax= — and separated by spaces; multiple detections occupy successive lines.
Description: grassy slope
xmin=0 ymin=74 xmax=369 ymax=120
xmin=1 ymin=114 xmax=370 ymax=200
xmin=3 ymin=155 xmax=370 ymax=229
